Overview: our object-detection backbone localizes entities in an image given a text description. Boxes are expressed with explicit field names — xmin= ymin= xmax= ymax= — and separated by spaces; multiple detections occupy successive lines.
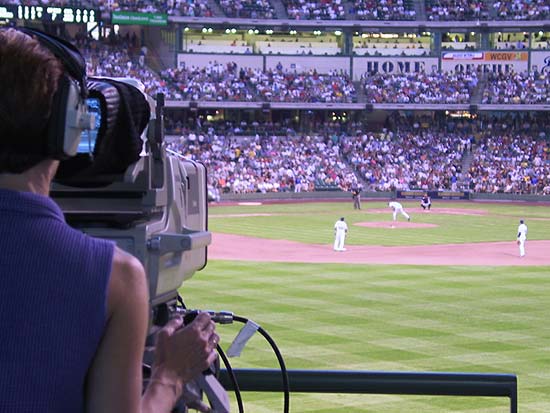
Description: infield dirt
xmin=209 ymin=233 xmax=550 ymax=266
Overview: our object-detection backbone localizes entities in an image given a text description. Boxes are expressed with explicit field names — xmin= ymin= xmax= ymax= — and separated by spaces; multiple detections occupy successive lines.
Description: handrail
xmin=219 ymin=368 xmax=517 ymax=413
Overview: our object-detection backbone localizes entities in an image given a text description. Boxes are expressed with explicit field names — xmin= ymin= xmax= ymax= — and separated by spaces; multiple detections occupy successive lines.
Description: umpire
xmin=352 ymin=185 xmax=362 ymax=210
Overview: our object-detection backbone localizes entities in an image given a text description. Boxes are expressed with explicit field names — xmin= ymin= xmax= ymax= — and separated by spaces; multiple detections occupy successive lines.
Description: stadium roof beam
xmin=169 ymin=16 xmax=550 ymax=32
xmin=164 ymin=101 xmax=368 ymax=110
xmin=164 ymin=101 xmax=550 ymax=111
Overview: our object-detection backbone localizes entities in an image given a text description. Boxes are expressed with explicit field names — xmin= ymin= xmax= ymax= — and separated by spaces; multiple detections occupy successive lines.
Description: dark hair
xmin=0 ymin=28 xmax=64 ymax=173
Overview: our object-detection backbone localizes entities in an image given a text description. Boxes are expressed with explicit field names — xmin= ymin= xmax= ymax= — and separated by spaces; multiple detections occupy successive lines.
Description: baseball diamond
xmin=208 ymin=202 xmax=550 ymax=266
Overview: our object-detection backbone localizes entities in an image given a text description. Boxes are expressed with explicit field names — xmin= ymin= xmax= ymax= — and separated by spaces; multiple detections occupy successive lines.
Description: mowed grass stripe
xmin=181 ymin=259 xmax=550 ymax=412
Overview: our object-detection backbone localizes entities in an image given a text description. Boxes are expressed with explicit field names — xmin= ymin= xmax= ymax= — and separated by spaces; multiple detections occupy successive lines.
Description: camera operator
xmin=0 ymin=28 xmax=219 ymax=413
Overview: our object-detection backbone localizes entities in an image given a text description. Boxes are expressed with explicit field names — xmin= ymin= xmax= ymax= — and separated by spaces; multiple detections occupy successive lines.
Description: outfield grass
xmin=208 ymin=201 xmax=550 ymax=246
xmin=180 ymin=201 xmax=550 ymax=412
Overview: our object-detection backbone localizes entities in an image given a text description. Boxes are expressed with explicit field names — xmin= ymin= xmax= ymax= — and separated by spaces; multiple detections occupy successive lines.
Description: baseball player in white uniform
xmin=334 ymin=217 xmax=348 ymax=251
xmin=388 ymin=201 xmax=411 ymax=222
xmin=517 ymin=219 xmax=527 ymax=257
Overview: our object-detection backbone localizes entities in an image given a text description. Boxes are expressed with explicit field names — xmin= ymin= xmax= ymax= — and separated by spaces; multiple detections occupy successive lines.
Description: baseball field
xmin=180 ymin=199 xmax=550 ymax=412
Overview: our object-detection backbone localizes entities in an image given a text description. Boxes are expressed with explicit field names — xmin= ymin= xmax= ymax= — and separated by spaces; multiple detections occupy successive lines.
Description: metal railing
xmin=219 ymin=368 xmax=517 ymax=413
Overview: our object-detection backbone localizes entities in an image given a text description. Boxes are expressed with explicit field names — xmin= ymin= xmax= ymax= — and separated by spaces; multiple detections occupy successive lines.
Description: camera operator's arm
xmin=84 ymin=246 xmax=219 ymax=413
xmin=84 ymin=247 xmax=149 ymax=413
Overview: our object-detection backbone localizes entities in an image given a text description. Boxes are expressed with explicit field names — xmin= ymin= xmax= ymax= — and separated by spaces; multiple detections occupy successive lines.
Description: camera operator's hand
xmin=145 ymin=313 xmax=219 ymax=406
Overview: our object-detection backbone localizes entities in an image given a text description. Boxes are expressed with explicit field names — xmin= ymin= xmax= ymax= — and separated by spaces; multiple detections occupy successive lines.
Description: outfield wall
xmin=219 ymin=191 xmax=550 ymax=203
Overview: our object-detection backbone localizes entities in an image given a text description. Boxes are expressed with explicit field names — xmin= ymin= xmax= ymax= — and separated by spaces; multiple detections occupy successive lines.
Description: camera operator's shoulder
xmin=107 ymin=247 xmax=148 ymax=317
xmin=112 ymin=247 xmax=145 ymax=277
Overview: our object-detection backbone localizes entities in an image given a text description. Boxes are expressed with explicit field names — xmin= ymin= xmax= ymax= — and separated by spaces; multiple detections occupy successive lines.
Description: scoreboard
xmin=0 ymin=4 xmax=97 ymax=23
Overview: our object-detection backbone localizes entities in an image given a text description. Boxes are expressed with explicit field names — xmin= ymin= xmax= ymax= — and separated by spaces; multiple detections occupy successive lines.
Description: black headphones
xmin=15 ymin=27 xmax=94 ymax=159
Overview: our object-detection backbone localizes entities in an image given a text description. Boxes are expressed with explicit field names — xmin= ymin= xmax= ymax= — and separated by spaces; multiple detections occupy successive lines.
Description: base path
xmin=209 ymin=233 xmax=550 ymax=266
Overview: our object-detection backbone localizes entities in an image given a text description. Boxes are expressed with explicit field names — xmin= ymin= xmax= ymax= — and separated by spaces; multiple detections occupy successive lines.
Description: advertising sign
xmin=441 ymin=51 xmax=528 ymax=73
xmin=352 ymin=57 xmax=439 ymax=80
xmin=112 ymin=11 xmax=167 ymax=26
xmin=530 ymin=51 xmax=550 ymax=73
xmin=398 ymin=190 xmax=469 ymax=200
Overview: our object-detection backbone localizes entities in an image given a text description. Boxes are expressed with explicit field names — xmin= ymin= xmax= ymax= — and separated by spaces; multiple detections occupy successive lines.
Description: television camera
xmin=51 ymin=76 xmax=211 ymax=329
xmin=50 ymin=77 xmax=228 ymax=412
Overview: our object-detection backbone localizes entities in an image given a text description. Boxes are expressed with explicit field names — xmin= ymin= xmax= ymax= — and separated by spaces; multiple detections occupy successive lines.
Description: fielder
xmin=388 ymin=200 xmax=411 ymax=222
xmin=517 ymin=219 xmax=528 ymax=257
xmin=334 ymin=217 xmax=348 ymax=251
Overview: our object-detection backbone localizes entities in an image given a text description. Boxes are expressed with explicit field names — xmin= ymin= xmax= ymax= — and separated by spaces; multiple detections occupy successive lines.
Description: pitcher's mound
xmin=355 ymin=221 xmax=438 ymax=229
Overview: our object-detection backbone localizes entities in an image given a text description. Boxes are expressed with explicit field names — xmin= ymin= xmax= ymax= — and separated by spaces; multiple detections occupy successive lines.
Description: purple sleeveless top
xmin=0 ymin=189 xmax=113 ymax=412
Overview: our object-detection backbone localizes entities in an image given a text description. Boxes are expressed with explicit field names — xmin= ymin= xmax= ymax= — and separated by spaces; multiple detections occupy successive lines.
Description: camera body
xmin=51 ymin=78 xmax=211 ymax=326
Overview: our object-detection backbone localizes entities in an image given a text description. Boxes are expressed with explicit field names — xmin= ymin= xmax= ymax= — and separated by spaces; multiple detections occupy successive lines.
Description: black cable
xmin=232 ymin=315 xmax=290 ymax=413
xmin=216 ymin=342 xmax=245 ymax=413
xmin=177 ymin=306 xmax=289 ymax=413
xmin=177 ymin=298 xmax=244 ymax=413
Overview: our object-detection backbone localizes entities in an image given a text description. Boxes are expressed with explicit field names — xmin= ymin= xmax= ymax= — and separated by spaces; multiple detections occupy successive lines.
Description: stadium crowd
xmin=37 ymin=0 xmax=550 ymax=21
xmin=283 ymin=0 xmax=346 ymax=20
xmin=72 ymin=32 xmax=550 ymax=107
xmin=78 ymin=33 xmax=171 ymax=98
xmin=160 ymin=63 xmax=357 ymax=103
xmin=350 ymin=0 xmax=416 ymax=20
xmin=482 ymin=71 xmax=550 ymax=104
xmin=425 ymin=0 xmax=489 ymax=21
xmin=162 ymin=112 xmax=550 ymax=196
xmin=362 ymin=71 xmax=479 ymax=104
xmin=168 ymin=132 xmax=359 ymax=194
xmin=219 ymin=0 xmax=275 ymax=18
xmin=73 ymin=33 xmax=550 ymax=196
xmin=467 ymin=133 xmax=550 ymax=194
xmin=493 ymin=0 xmax=550 ymax=20
xmin=88 ymin=0 xmax=213 ymax=16
xmin=340 ymin=128 xmax=468 ymax=191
